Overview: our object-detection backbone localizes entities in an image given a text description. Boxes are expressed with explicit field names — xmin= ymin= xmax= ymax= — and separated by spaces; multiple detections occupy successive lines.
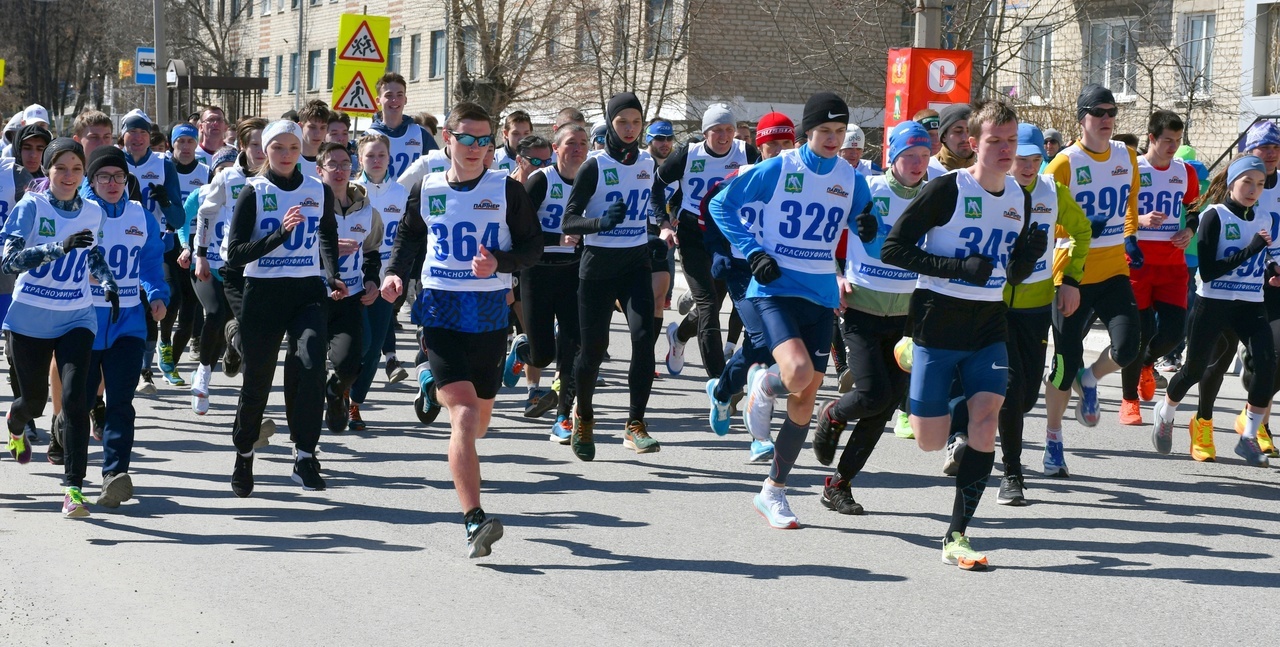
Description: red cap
xmin=755 ymin=112 xmax=795 ymax=147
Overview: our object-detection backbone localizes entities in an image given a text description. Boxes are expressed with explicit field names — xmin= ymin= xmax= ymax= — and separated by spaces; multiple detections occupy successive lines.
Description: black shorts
xmin=420 ymin=326 xmax=507 ymax=400
xmin=648 ymin=236 xmax=671 ymax=274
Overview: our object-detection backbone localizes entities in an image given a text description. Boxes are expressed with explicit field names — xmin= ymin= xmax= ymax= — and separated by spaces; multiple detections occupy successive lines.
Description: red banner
xmin=883 ymin=48 xmax=973 ymax=166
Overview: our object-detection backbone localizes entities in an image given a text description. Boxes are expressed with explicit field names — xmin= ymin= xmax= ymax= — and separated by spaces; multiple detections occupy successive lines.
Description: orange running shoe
xmin=1138 ymin=365 xmax=1157 ymax=402
xmin=1189 ymin=416 xmax=1216 ymax=462
xmin=1234 ymin=410 xmax=1278 ymax=457
xmin=1119 ymin=399 xmax=1143 ymax=425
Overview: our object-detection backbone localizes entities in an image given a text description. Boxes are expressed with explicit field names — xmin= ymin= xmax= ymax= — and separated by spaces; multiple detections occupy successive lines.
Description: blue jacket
xmin=82 ymin=186 xmax=169 ymax=349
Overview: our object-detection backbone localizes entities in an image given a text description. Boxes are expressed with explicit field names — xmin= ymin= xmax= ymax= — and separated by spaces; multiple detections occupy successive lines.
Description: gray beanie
xmin=702 ymin=103 xmax=735 ymax=133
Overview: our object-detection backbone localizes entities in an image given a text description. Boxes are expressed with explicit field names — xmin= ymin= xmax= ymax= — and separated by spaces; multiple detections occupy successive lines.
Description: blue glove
xmin=1125 ymin=235 xmax=1144 ymax=269
xmin=711 ymin=254 xmax=733 ymax=280
xmin=1088 ymin=213 xmax=1109 ymax=239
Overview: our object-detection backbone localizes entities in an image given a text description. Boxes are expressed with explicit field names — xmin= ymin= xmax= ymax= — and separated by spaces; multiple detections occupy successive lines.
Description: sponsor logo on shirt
xmin=262 ymin=194 xmax=278 ymax=212
xmin=1076 ymin=167 xmax=1092 ymax=186
xmin=300 ymin=197 xmax=321 ymax=208
xmin=1170 ymin=174 xmax=1184 ymax=185
xmin=125 ymin=225 xmax=145 ymax=237
xmin=1111 ymin=165 xmax=1128 ymax=177
xmin=726 ymin=161 xmax=741 ymax=170
xmin=38 ymin=218 xmax=56 ymax=237
xmin=407 ymin=138 xmax=421 ymax=146
xmin=550 ymin=184 xmax=563 ymax=199
xmin=350 ymin=223 xmax=367 ymax=234
xmin=383 ymin=205 xmax=401 ymax=214
xmin=690 ymin=159 xmax=706 ymax=173
xmin=1226 ymin=223 xmax=1241 ymax=240
xmin=636 ymin=170 xmax=651 ymax=180
xmin=964 ymin=197 xmax=982 ymax=219
xmin=872 ymin=197 xmax=890 ymax=217
xmin=603 ymin=169 xmax=619 ymax=185
xmin=141 ymin=171 xmax=160 ymax=180
xmin=784 ymin=173 xmax=804 ymax=193
xmin=428 ymin=195 xmax=447 ymax=216
xmin=1140 ymin=172 xmax=1152 ymax=188
xmin=1003 ymin=208 xmax=1022 ymax=221
xmin=1033 ymin=202 xmax=1052 ymax=214
xmin=827 ymin=184 xmax=849 ymax=198
xmin=474 ymin=199 xmax=501 ymax=211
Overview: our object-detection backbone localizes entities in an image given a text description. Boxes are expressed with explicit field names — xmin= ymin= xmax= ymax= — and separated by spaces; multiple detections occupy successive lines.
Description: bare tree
xmin=447 ymin=0 xmax=570 ymax=115
xmin=167 ymin=0 xmax=255 ymax=77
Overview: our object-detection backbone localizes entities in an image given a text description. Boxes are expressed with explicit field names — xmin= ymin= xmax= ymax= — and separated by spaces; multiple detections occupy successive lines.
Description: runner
xmin=327 ymin=110 xmax=360 ymax=175
xmin=709 ymin=92 xmax=871 ymax=530
xmin=645 ymin=119 xmax=677 ymax=372
xmin=929 ymin=104 xmax=974 ymax=176
xmin=838 ymin=125 xmax=875 ymax=175
xmin=1152 ymin=154 xmax=1277 ymax=468
xmin=14 ymin=124 xmax=50 ymax=177
xmin=224 ymin=119 xmax=346 ymax=496
xmin=490 ymin=111 xmax=532 ymax=175
xmin=2 ymin=138 xmax=118 ymax=517
xmin=158 ymin=122 xmax=209 ymax=387
xmin=1040 ymin=84 xmax=1142 ymax=478
xmin=881 ymin=100 xmax=1046 ymax=569
xmin=370 ymin=72 xmax=433 ymax=181
xmin=0 ymin=129 xmax=38 ymax=443
xmin=380 ymin=101 xmax=543 ymax=557
xmin=298 ymin=100 xmax=331 ymax=178
xmin=913 ymin=109 xmax=942 ymax=156
xmin=194 ymin=107 xmax=228 ymax=168
xmin=561 ymin=92 xmax=666 ymax=460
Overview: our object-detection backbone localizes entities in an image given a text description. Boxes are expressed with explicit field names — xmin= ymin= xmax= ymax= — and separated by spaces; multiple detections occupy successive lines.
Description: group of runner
xmin=3 ymin=76 xmax=1279 ymax=567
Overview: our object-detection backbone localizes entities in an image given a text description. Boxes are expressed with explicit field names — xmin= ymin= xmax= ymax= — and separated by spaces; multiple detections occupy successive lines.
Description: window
xmin=274 ymin=55 xmax=282 ymax=93
xmin=261 ymin=0 xmax=269 ymax=15
xmin=387 ymin=37 xmax=402 ymax=74
xmin=1021 ymin=29 xmax=1052 ymax=101
xmin=1181 ymin=13 xmax=1215 ymax=97
xmin=245 ymin=58 xmax=253 ymax=77
xmin=646 ymin=0 xmax=675 ymax=59
xmin=276 ymin=0 xmax=284 ymax=12
xmin=327 ymin=48 xmax=335 ymax=89
xmin=545 ymin=17 xmax=560 ymax=59
xmin=307 ymin=50 xmax=321 ymax=91
xmin=514 ymin=18 xmax=533 ymax=60
xmin=289 ymin=52 xmax=298 ymax=93
xmin=430 ymin=30 xmax=447 ymax=78
xmin=942 ymin=3 xmax=958 ymax=49
xmin=410 ymin=34 xmax=422 ymax=80
xmin=258 ymin=56 xmax=269 ymax=79
xmin=1088 ymin=19 xmax=1138 ymax=98
xmin=230 ymin=60 xmax=239 ymax=77
xmin=1261 ymin=4 xmax=1280 ymax=95
xmin=577 ymin=10 xmax=600 ymax=64
xmin=231 ymin=0 xmax=241 ymax=20
xmin=291 ymin=0 xmax=299 ymax=9
xmin=462 ymin=26 xmax=479 ymax=72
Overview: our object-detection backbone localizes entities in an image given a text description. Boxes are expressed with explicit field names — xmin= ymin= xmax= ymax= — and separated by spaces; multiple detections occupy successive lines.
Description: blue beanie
xmin=1227 ymin=155 xmax=1267 ymax=187
xmin=887 ymin=121 xmax=932 ymax=163
xmin=170 ymin=123 xmax=198 ymax=144
xmin=1244 ymin=121 xmax=1280 ymax=151
xmin=122 ymin=109 xmax=151 ymax=133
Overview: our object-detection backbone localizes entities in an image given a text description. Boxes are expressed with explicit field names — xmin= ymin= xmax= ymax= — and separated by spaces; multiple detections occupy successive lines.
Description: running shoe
xmin=1138 ymin=365 xmax=1157 ymax=402
xmin=1155 ymin=356 xmax=1180 ymax=373
xmin=1235 ymin=435 xmax=1270 ymax=467
xmin=754 ymin=486 xmax=799 ymax=529
xmin=91 ymin=397 xmax=106 ymax=441
xmin=1119 ymin=399 xmax=1143 ymax=426
xmin=997 ymin=474 xmax=1027 ymax=506
xmin=728 ymin=390 xmax=744 ymax=417
xmin=254 ymin=419 xmax=276 ymax=450
xmin=159 ymin=342 xmax=176 ymax=375
xmin=942 ymin=434 xmax=968 ymax=476
xmin=1043 ymin=439 xmax=1069 ymax=477
xmin=222 ymin=320 xmax=242 ymax=378
xmin=665 ymin=322 xmax=685 ymax=375
xmin=7 ymin=428 xmax=32 ymax=465
xmin=812 ymin=400 xmax=845 ymax=467
xmin=1153 ymin=370 xmax=1168 ymax=389
xmin=748 ymin=439 xmax=775 ymax=463
xmin=1073 ymin=368 xmax=1100 ymax=427
xmin=414 ymin=370 xmax=442 ymax=426
xmin=837 ymin=368 xmax=854 ymax=394
xmin=942 ymin=532 xmax=988 ymax=570
xmin=503 ymin=335 xmax=527 ymax=388
xmin=820 ymin=476 xmax=864 ymax=515
xmin=384 ymin=357 xmax=408 ymax=383
xmin=743 ymin=364 xmax=776 ymax=442
xmin=96 ymin=472 xmax=133 ymax=509
xmin=348 ymin=404 xmax=366 ymax=432
xmin=1233 ymin=411 xmax=1278 ymax=457
xmin=62 ymin=486 xmax=90 ymax=519
xmin=232 ymin=453 xmax=254 ymax=498
xmin=894 ymin=410 xmax=914 ymax=439
xmin=571 ymin=414 xmax=595 ymax=461
xmin=1188 ymin=416 xmax=1215 ymax=461
xmin=524 ymin=387 xmax=558 ymax=419
xmin=623 ymin=420 xmax=660 ymax=454
xmin=161 ymin=366 xmax=186 ymax=387
xmin=47 ymin=413 xmax=65 ymax=465
xmin=291 ymin=456 xmax=326 ymax=491
xmin=549 ymin=415 xmax=572 ymax=444
xmin=191 ymin=366 xmax=211 ymax=416
xmin=706 ymin=378 xmax=731 ymax=436
xmin=465 ymin=512 xmax=504 ymax=559
xmin=324 ymin=380 xmax=349 ymax=434
xmin=137 ymin=369 xmax=157 ymax=396
xmin=677 ymin=291 xmax=694 ymax=315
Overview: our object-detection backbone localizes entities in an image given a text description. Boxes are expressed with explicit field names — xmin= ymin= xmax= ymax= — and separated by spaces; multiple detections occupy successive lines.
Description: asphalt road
xmin=2 ymin=309 xmax=1277 ymax=646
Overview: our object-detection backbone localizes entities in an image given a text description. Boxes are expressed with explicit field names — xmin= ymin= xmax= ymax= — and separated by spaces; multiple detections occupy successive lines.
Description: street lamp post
xmin=153 ymin=0 xmax=168 ymax=125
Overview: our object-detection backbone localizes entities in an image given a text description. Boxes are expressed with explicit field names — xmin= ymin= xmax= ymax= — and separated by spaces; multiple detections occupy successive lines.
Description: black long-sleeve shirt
xmin=225 ymin=167 xmax=341 ymax=283
xmin=562 ymin=156 xmax=650 ymax=279
xmin=651 ymin=141 xmax=760 ymax=223
xmin=1197 ymin=198 xmax=1270 ymax=284
xmin=524 ymin=169 xmax=581 ymax=264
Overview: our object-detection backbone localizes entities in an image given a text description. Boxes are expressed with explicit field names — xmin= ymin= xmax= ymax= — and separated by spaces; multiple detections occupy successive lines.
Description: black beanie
xmin=938 ymin=104 xmax=972 ymax=135
xmin=1076 ymin=84 xmax=1116 ymax=122
xmin=801 ymin=92 xmax=849 ymax=134
xmin=604 ymin=92 xmax=644 ymax=164
xmin=41 ymin=137 xmax=85 ymax=172
xmin=87 ymin=145 xmax=129 ymax=179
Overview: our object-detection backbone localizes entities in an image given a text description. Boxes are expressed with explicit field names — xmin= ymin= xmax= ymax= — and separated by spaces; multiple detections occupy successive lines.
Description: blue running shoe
xmin=706 ymin=378 xmax=731 ymax=436
xmin=549 ymin=415 xmax=572 ymax=445
xmin=415 ymin=370 xmax=441 ymax=426
xmin=749 ymin=438 xmax=775 ymax=463
xmin=503 ymin=334 xmax=527 ymax=388
xmin=1043 ymin=439 xmax=1070 ymax=477
xmin=1073 ymin=368 xmax=1100 ymax=427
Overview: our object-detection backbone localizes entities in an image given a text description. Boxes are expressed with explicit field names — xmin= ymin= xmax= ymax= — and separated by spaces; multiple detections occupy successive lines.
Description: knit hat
xmin=938 ymin=104 xmax=971 ymax=135
xmin=1244 ymin=121 xmax=1280 ymax=151
xmin=122 ymin=109 xmax=152 ymax=133
xmin=1227 ymin=155 xmax=1267 ymax=187
xmin=590 ymin=123 xmax=607 ymax=143
xmin=915 ymin=114 xmax=940 ymax=131
xmin=87 ymin=145 xmax=129 ymax=179
xmin=280 ymin=109 xmax=300 ymax=123
xmin=604 ymin=92 xmax=644 ymax=162
xmin=754 ymin=112 xmax=795 ymax=147
xmin=1043 ymin=128 xmax=1064 ymax=146
xmin=170 ymin=123 xmax=199 ymax=144
xmin=212 ymin=146 xmax=239 ymax=170
xmin=1076 ymin=84 xmax=1116 ymax=122
xmin=262 ymin=119 xmax=303 ymax=150
xmin=887 ymin=121 xmax=932 ymax=163
xmin=645 ymin=120 xmax=674 ymax=144
xmin=1017 ymin=123 xmax=1047 ymax=159
xmin=701 ymin=103 xmax=734 ymax=133
xmin=841 ymin=125 xmax=865 ymax=150
xmin=801 ymin=92 xmax=848 ymax=134
xmin=42 ymin=137 xmax=84 ymax=171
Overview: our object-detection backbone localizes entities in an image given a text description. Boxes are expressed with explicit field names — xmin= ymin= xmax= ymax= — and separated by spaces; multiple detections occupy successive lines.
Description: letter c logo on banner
xmin=927 ymin=59 xmax=958 ymax=94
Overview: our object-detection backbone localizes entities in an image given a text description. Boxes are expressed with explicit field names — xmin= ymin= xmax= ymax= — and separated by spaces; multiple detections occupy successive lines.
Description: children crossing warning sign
xmin=332 ymin=67 xmax=378 ymax=114
xmin=337 ymin=14 xmax=390 ymax=65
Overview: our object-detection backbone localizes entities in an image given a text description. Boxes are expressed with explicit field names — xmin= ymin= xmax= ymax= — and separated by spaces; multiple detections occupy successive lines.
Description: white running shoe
xmin=665 ymin=322 xmax=685 ymax=375
xmin=743 ymin=364 xmax=776 ymax=442
xmin=190 ymin=365 xmax=211 ymax=416
xmin=753 ymin=485 xmax=799 ymax=529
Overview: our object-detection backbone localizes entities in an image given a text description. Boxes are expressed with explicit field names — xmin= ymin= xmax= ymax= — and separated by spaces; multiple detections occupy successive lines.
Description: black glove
xmin=711 ymin=254 xmax=733 ymax=279
xmin=61 ymin=229 xmax=94 ymax=253
xmin=105 ymin=289 xmax=120 ymax=323
xmin=748 ymin=250 xmax=783 ymax=285
xmin=855 ymin=212 xmax=879 ymax=244
xmin=956 ymin=255 xmax=995 ymax=286
xmin=1088 ymin=213 xmax=1108 ymax=239
xmin=1125 ymin=235 xmax=1144 ymax=269
xmin=1014 ymin=226 xmax=1049 ymax=262
xmin=600 ymin=200 xmax=627 ymax=230
xmin=149 ymin=183 xmax=172 ymax=209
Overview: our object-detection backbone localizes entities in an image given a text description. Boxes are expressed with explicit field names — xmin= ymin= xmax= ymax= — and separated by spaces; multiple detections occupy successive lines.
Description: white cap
xmin=262 ymin=119 xmax=303 ymax=149
xmin=841 ymin=124 xmax=865 ymax=150
xmin=22 ymin=104 xmax=49 ymax=127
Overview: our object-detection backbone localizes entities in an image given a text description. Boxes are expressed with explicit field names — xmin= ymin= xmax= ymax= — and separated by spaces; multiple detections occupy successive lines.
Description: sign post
xmin=331 ymin=14 xmax=390 ymax=116
xmin=882 ymin=48 xmax=973 ymax=166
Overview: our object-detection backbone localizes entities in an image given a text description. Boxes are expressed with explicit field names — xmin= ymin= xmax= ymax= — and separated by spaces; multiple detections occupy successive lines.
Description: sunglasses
xmin=1085 ymin=106 xmax=1119 ymax=118
xmin=446 ymin=130 xmax=494 ymax=147
xmin=648 ymin=134 xmax=674 ymax=141
xmin=520 ymin=154 xmax=551 ymax=167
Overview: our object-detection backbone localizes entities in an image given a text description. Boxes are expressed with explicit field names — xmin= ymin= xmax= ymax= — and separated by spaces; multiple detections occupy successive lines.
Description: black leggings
xmin=160 ymin=250 xmax=200 ymax=362
xmin=574 ymin=262 xmax=655 ymax=422
xmin=233 ymin=276 xmax=328 ymax=454
xmin=326 ymin=292 xmax=365 ymax=393
xmin=676 ymin=212 xmax=726 ymax=376
xmin=998 ymin=308 xmax=1052 ymax=475
xmin=7 ymin=328 xmax=95 ymax=487
xmin=831 ymin=309 xmax=909 ymax=481
xmin=1168 ymin=297 xmax=1275 ymax=409
xmin=1120 ymin=302 xmax=1186 ymax=400
xmin=1047 ymin=274 xmax=1141 ymax=391
xmin=521 ymin=262 xmax=581 ymax=417
xmin=192 ymin=276 xmax=230 ymax=367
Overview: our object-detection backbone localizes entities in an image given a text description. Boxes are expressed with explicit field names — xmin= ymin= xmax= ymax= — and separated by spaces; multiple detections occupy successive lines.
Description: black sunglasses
xmin=521 ymin=154 xmax=551 ymax=167
xmin=447 ymin=129 xmax=494 ymax=147
xmin=1085 ymin=106 xmax=1119 ymax=118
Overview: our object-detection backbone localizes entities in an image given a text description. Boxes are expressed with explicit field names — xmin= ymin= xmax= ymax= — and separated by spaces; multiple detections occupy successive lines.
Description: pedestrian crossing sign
xmin=338 ymin=15 xmax=389 ymax=64
xmin=333 ymin=68 xmax=378 ymax=114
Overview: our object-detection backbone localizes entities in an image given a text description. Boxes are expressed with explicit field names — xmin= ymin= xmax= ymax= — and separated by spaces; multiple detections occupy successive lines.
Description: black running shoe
xmin=223 ymin=319 xmax=242 ymax=378
xmin=91 ymin=397 xmax=106 ymax=442
xmin=812 ymin=400 xmax=846 ymax=467
xmin=820 ymin=476 xmax=864 ymax=515
xmin=465 ymin=509 xmax=504 ymax=558
xmin=997 ymin=474 xmax=1027 ymax=506
xmin=232 ymin=454 xmax=254 ymax=498
xmin=47 ymin=413 xmax=65 ymax=465
xmin=523 ymin=388 xmax=558 ymax=418
xmin=324 ymin=380 xmax=349 ymax=434
xmin=291 ymin=456 xmax=326 ymax=491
